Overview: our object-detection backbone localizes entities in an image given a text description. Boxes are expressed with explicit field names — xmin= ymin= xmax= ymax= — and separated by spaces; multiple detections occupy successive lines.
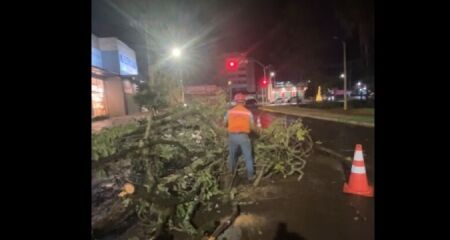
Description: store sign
xmin=98 ymin=37 xmax=139 ymax=76
xmin=119 ymin=53 xmax=138 ymax=75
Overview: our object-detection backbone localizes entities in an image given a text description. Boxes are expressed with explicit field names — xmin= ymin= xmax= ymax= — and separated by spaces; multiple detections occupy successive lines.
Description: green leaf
xmin=122 ymin=198 xmax=131 ymax=207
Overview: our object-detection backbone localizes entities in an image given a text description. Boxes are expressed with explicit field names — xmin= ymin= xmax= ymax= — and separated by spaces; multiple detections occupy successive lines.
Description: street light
xmin=357 ymin=81 xmax=362 ymax=87
xmin=171 ymin=47 xmax=181 ymax=58
xmin=270 ymin=71 xmax=276 ymax=77
xmin=333 ymin=36 xmax=348 ymax=111
xmin=249 ymin=58 xmax=269 ymax=104
xmin=340 ymin=73 xmax=345 ymax=79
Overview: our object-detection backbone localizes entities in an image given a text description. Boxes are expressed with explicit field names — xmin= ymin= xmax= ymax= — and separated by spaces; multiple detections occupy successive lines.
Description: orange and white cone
xmin=343 ymin=144 xmax=374 ymax=197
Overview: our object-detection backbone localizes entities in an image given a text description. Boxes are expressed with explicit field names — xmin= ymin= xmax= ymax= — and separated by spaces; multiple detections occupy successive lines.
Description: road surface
xmin=229 ymin=108 xmax=375 ymax=240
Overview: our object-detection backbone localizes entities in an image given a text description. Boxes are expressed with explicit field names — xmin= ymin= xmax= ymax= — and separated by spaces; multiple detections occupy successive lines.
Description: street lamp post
xmin=228 ymin=80 xmax=232 ymax=101
xmin=171 ymin=47 xmax=185 ymax=105
xmin=180 ymin=75 xmax=185 ymax=104
xmin=251 ymin=59 xmax=268 ymax=104
xmin=269 ymin=71 xmax=275 ymax=103
xmin=334 ymin=37 xmax=348 ymax=111
xmin=343 ymin=41 xmax=348 ymax=111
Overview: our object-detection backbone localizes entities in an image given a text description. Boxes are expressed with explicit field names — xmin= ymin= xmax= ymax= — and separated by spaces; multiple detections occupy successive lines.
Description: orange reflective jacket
xmin=226 ymin=104 xmax=252 ymax=133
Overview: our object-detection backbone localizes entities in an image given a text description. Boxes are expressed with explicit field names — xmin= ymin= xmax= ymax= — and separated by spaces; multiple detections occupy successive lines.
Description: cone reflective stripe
xmin=354 ymin=148 xmax=364 ymax=161
xmin=343 ymin=144 xmax=374 ymax=197
xmin=351 ymin=166 xmax=366 ymax=174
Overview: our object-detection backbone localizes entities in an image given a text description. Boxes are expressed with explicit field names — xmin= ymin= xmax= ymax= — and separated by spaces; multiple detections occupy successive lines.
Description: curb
xmin=92 ymin=112 xmax=151 ymax=133
xmin=259 ymin=107 xmax=374 ymax=128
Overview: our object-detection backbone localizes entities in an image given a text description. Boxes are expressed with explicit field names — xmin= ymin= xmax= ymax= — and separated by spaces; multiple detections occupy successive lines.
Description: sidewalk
xmin=259 ymin=106 xmax=374 ymax=127
xmin=92 ymin=112 xmax=150 ymax=133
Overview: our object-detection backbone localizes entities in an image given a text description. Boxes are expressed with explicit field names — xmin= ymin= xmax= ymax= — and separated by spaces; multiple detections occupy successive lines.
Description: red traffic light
xmin=260 ymin=78 xmax=269 ymax=88
xmin=225 ymin=58 xmax=239 ymax=72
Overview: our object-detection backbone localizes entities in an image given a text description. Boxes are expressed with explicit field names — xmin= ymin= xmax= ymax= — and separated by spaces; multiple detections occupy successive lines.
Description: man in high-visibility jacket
xmin=224 ymin=93 xmax=256 ymax=182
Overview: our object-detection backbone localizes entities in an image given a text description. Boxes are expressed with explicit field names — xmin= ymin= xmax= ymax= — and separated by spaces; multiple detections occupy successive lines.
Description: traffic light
xmin=225 ymin=58 xmax=239 ymax=72
xmin=260 ymin=78 xmax=268 ymax=88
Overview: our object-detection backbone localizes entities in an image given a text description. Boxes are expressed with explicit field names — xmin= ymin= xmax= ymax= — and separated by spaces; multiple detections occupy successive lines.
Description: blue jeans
xmin=228 ymin=133 xmax=254 ymax=180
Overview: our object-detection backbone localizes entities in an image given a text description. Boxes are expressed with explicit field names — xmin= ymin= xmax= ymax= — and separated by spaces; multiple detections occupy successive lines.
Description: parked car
xmin=287 ymin=97 xmax=301 ymax=104
xmin=274 ymin=98 xmax=285 ymax=104
xmin=326 ymin=94 xmax=335 ymax=101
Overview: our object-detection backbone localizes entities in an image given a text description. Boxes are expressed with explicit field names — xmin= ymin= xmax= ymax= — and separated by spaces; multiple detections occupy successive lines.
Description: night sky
xmin=92 ymin=0 xmax=373 ymax=88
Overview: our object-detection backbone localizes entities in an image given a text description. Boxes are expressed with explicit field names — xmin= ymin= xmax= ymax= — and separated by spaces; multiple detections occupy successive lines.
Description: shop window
xmin=92 ymin=77 xmax=107 ymax=117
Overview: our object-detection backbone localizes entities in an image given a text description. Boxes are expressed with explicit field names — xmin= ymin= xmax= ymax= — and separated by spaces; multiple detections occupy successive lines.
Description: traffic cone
xmin=343 ymin=144 xmax=374 ymax=197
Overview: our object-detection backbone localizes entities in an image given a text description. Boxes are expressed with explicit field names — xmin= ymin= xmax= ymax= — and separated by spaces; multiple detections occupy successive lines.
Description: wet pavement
xmin=225 ymin=108 xmax=375 ymax=240
xmin=239 ymin=152 xmax=374 ymax=240
xmin=186 ymin=151 xmax=374 ymax=240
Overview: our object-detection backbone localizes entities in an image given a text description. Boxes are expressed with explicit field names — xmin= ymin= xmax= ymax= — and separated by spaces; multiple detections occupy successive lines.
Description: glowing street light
xmin=340 ymin=73 xmax=345 ymax=79
xmin=357 ymin=81 xmax=362 ymax=87
xmin=171 ymin=47 xmax=181 ymax=58
xmin=270 ymin=71 xmax=276 ymax=77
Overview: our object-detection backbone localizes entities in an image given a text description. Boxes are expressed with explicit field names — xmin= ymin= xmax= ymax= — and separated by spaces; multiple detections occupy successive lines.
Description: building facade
xmin=219 ymin=53 xmax=256 ymax=100
xmin=268 ymin=81 xmax=308 ymax=103
xmin=91 ymin=34 xmax=140 ymax=118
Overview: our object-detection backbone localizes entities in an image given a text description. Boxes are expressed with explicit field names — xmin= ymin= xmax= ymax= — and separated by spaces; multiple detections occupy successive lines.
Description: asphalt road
xmin=226 ymin=108 xmax=375 ymax=240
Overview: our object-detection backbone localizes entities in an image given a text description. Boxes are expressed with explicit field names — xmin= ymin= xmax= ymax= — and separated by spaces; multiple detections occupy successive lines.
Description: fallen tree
xmin=92 ymin=78 xmax=314 ymax=239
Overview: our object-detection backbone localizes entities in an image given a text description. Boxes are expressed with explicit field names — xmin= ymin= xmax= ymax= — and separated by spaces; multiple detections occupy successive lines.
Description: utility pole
xmin=343 ymin=41 xmax=348 ymax=111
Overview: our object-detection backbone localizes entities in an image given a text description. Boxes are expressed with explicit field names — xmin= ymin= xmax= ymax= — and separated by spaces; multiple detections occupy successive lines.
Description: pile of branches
xmin=91 ymin=93 xmax=313 ymax=239
xmin=253 ymin=118 xmax=313 ymax=186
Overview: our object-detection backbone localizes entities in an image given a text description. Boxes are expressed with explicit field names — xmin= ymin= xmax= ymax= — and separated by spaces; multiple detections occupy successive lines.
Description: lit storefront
xmin=92 ymin=76 xmax=107 ymax=117
xmin=91 ymin=34 xmax=140 ymax=118
xmin=267 ymin=82 xmax=307 ymax=103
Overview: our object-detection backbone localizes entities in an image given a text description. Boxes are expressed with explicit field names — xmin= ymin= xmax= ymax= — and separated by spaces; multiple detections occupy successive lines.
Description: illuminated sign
xmin=119 ymin=53 xmax=138 ymax=75
xmin=98 ymin=37 xmax=139 ymax=76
